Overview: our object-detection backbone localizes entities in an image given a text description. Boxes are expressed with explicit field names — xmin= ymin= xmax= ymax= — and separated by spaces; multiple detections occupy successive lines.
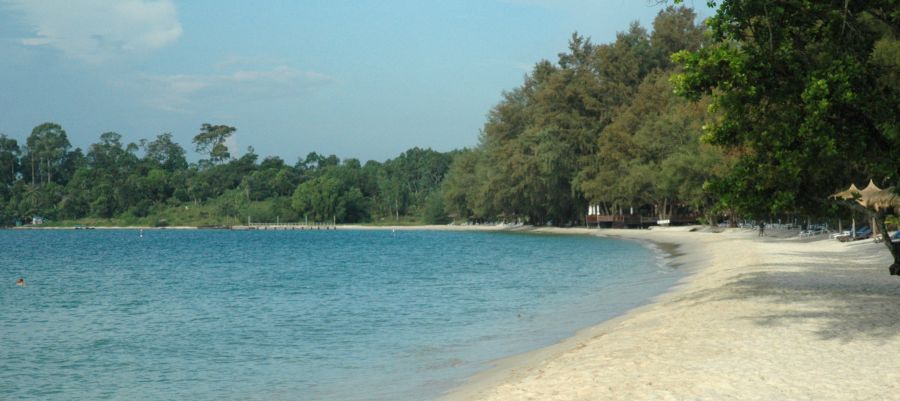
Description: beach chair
xmin=832 ymin=230 xmax=851 ymax=240
xmin=838 ymin=226 xmax=871 ymax=242
xmin=851 ymin=226 xmax=873 ymax=241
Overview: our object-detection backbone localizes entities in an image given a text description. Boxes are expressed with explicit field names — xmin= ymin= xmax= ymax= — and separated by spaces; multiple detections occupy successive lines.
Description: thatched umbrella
xmin=832 ymin=181 xmax=900 ymax=275
xmin=859 ymin=180 xmax=882 ymax=202
xmin=832 ymin=180 xmax=900 ymax=212
xmin=832 ymin=183 xmax=868 ymax=236
xmin=865 ymin=187 xmax=900 ymax=213
xmin=832 ymin=183 xmax=861 ymax=201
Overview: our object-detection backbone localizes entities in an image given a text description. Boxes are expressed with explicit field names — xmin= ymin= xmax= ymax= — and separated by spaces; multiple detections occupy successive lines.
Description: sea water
xmin=0 ymin=229 xmax=679 ymax=401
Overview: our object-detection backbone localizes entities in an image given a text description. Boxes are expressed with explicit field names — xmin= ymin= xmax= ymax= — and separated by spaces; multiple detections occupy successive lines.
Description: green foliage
xmin=145 ymin=133 xmax=188 ymax=171
xmin=376 ymin=147 xmax=454 ymax=219
xmin=577 ymin=71 xmax=727 ymax=219
xmin=674 ymin=0 xmax=900 ymax=218
xmin=291 ymin=174 xmax=366 ymax=223
xmin=0 ymin=134 xmax=20 ymax=186
xmin=422 ymin=191 xmax=450 ymax=224
xmin=0 ymin=120 xmax=457 ymax=226
xmin=25 ymin=122 xmax=71 ymax=186
xmin=193 ymin=124 xmax=235 ymax=165
xmin=442 ymin=6 xmax=719 ymax=225
xmin=441 ymin=149 xmax=480 ymax=220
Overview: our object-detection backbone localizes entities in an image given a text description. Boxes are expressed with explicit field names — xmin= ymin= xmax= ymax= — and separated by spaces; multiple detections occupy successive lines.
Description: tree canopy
xmin=440 ymin=6 xmax=726 ymax=225
xmin=674 ymin=0 xmax=898 ymax=215
xmin=673 ymin=0 xmax=900 ymax=272
xmin=0 ymin=123 xmax=455 ymax=226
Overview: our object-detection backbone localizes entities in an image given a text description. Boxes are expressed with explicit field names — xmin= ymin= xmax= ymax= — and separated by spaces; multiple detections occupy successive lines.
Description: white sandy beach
xmin=440 ymin=226 xmax=900 ymax=400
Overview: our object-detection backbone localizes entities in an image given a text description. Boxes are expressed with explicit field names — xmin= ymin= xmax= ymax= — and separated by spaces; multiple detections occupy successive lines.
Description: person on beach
xmin=15 ymin=277 xmax=25 ymax=287
xmin=758 ymin=222 xmax=765 ymax=237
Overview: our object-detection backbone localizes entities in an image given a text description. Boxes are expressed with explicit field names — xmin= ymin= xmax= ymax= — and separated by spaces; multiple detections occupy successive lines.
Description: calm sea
xmin=1 ymin=229 xmax=679 ymax=401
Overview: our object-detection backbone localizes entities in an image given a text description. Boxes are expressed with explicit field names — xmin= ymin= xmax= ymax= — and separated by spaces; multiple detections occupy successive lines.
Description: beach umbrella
xmin=832 ymin=181 xmax=900 ymax=212
xmin=832 ymin=183 xmax=861 ymax=201
xmin=866 ymin=187 xmax=900 ymax=213
xmin=859 ymin=180 xmax=883 ymax=206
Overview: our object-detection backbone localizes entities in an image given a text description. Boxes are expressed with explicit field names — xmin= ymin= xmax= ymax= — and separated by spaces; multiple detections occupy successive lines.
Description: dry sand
xmin=440 ymin=226 xmax=900 ymax=401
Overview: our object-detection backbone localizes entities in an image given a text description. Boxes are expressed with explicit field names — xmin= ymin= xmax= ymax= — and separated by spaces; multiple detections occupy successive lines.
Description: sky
xmin=0 ymin=0 xmax=714 ymax=163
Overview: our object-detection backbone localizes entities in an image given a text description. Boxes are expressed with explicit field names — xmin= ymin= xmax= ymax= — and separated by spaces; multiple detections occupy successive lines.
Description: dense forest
xmin=1 ymin=2 xmax=897 ymax=235
xmin=0 ymin=122 xmax=456 ymax=226
xmin=441 ymin=6 xmax=726 ymax=225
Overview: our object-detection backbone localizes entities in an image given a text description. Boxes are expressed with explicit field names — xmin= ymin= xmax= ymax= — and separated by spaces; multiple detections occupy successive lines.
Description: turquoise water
xmin=1 ymin=229 xmax=678 ymax=401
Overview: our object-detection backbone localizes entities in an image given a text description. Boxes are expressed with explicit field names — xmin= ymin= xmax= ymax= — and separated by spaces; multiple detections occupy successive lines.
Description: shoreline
xmin=436 ymin=226 xmax=708 ymax=401
xmin=439 ymin=227 xmax=900 ymax=400
xmin=7 ymin=223 xmax=513 ymax=231
xmin=9 ymin=224 xmax=897 ymax=398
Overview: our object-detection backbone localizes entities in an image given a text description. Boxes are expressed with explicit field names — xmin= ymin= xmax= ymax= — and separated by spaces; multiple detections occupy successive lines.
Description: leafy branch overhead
xmin=672 ymin=0 xmax=900 ymax=273
xmin=672 ymin=0 xmax=899 ymax=218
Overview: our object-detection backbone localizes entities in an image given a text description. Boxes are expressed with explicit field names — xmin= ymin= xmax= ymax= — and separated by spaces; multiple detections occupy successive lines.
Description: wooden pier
xmin=232 ymin=223 xmax=336 ymax=230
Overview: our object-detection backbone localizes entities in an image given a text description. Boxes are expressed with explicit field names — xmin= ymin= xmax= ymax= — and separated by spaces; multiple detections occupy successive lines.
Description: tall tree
xmin=0 ymin=134 xmax=20 ymax=186
xmin=145 ymin=133 xmax=188 ymax=171
xmin=444 ymin=6 xmax=708 ymax=225
xmin=25 ymin=122 xmax=71 ymax=185
xmin=193 ymin=124 xmax=235 ymax=165
xmin=673 ymin=0 xmax=900 ymax=273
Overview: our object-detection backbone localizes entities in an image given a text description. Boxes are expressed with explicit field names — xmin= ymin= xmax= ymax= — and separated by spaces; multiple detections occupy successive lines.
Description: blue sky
xmin=0 ymin=0 xmax=713 ymax=163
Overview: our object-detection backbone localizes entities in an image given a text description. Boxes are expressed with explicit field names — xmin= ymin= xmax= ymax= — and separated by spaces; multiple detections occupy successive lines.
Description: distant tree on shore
xmin=193 ymin=124 xmax=236 ymax=165
xmin=0 ymin=122 xmax=455 ymax=225
xmin=25 ymin=123 xmax=71 ymax=186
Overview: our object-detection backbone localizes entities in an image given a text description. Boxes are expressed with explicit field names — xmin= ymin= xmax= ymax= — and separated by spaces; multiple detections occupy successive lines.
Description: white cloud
xmin=6 ymin=0 xmax=182 ymax=63
xmin=124 ymin=66 xmax=334 ymax=112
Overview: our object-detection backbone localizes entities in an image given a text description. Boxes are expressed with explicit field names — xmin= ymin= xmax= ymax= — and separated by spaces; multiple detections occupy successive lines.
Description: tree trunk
xmin=873 ymin=213 xmax=900 ymax=276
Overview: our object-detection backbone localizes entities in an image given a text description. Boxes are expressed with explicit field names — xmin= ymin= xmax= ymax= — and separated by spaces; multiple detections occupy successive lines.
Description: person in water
xmin=15 ymin=277 xmax=25 ymax=287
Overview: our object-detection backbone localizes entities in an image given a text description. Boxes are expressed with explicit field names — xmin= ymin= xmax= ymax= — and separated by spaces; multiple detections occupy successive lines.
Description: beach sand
xmin=440 ymin=226 xmax=900 ymax=400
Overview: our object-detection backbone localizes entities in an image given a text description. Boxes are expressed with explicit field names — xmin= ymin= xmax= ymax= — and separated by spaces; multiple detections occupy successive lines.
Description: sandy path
xmin=441 ymin=228 xmax=900 ymax=401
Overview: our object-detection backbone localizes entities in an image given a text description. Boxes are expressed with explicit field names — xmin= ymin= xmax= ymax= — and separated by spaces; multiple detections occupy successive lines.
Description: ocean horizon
xmin=2 ymin=229 xmax=680 ymax=401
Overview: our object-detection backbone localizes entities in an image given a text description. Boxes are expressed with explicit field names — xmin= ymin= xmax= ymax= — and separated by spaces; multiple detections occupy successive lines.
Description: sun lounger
xmin=856 ymin=226 xmax=873 ymax=239
xmin=831 ymin=230 xmax=851 ymax=240
xmin=837 ymin=226 xmax=872 ymax=242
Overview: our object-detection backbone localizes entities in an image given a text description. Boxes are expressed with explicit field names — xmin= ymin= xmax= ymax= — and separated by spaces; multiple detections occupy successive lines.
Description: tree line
xmin=440 ymin=6 xmax=729 ymax=225
xmin=0 ymin=122 xmax=455 ymax=226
